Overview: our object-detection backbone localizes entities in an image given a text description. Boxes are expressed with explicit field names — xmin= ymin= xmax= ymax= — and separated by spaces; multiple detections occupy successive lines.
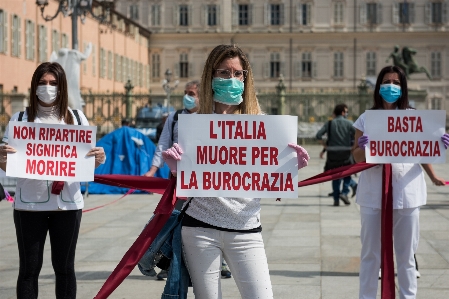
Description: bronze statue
xmin=386 ymin=45 xmax=432 ymax=80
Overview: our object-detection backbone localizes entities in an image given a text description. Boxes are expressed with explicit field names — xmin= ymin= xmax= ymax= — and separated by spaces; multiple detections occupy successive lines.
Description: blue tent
xmin=83 ymin=126 xmax=170 ymax=194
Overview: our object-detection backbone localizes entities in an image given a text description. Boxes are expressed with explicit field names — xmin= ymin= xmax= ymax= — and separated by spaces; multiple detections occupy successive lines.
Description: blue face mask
xmin=212 ymin=78 xmax=244 ymax=105
xmin=183 ymin=94 xmax=197 ymax=110
xmin=379 ymin=84 xmax=402 ymax=103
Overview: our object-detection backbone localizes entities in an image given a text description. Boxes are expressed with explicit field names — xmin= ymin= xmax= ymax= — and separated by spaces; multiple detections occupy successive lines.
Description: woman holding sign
xmin=352 ymin=65 xmax=449 ymax=299
xmin=162 ymin=45 xmax=310 ymax=299
xmin=0 ymin=62 xmax=105 ymax=299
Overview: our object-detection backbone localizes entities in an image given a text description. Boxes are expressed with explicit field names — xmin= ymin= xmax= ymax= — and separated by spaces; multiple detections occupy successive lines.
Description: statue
xmin=386 ymin=45 xmax=432 ymax=80
xmin=50 ymin=43 xmax=92 ymax=110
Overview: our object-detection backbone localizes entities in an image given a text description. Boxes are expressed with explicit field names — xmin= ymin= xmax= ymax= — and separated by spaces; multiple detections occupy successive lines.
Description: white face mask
xmin=36 ymin=85 xmax=58 ymax=104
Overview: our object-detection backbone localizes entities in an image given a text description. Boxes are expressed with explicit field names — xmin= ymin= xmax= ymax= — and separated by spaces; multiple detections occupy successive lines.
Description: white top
xmin=3 ymin=108 xmax=89 ymax=211
xmin=353 ymin=112 xmax=427 ymax=209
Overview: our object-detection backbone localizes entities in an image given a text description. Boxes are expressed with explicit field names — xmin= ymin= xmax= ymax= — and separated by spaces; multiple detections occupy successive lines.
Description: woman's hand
xmin=431 ymin=176 xmax=446 ymax=186
xmin=0 ymin=145 xmax=17 ymax=163
xmin=162 ymin=143 xmax=183 ymax=176
xmin=442 ymin=133 xmax=449 ymax=149
xmin=86 ymin=147 xmax=106 ymax=167
xmin=358 ymin=135 xmax=369 ymax=150
xmin=288 ymin=143 xmax=310 ymax=170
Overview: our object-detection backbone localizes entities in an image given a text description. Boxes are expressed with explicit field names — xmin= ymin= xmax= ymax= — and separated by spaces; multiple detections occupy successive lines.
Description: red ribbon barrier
xmin=93 ymin=175 xmax=170 ymax=195
xmin=83 ymin=189 xmax=135 ymax=213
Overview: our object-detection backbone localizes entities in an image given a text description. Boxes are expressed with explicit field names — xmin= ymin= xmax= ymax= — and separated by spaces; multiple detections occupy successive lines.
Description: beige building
xmin=116 ymin=0 xmax=448 ymax=114
xmin=0 ymin=0 xmax=151 ymax=95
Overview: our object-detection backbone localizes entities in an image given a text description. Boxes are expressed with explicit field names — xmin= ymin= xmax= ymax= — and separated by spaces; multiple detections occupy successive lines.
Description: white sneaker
xmin=416 ymin=270 xmax=421 ymax=278
xmin=378 ymin=269 xmax=381 ymax=279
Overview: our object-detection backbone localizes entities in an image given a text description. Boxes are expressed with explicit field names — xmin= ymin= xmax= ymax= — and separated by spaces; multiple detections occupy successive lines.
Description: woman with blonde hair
xmin=162 ymin=44 xmax=310 ymax=299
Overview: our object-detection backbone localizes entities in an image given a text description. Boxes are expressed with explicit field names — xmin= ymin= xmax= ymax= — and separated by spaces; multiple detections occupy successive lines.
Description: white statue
xmin=50 ymin=43 xmax=92 ymax=110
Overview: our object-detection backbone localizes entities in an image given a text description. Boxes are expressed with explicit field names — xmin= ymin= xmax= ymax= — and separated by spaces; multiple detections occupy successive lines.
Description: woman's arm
xmin=421 ymin=164 xmax=445 ymax=186
xmin=0 ymin=144 xmax=17 ymax=172
xmin=352 ymin=129 xmax=366 ymax=163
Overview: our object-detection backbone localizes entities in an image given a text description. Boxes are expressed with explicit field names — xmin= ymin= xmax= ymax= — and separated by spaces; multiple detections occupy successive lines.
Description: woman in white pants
xmin=162 ymin=44 xmax=310 ymax=299
xmin=352 ymin=65 xmax=448 ymax=299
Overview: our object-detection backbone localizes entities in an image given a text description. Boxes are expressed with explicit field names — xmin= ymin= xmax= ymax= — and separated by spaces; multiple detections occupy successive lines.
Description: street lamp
xmin=35 ymin=0 xmax=113 ymax=50
xmin=162 ymin=69 xmax=179 ymax=110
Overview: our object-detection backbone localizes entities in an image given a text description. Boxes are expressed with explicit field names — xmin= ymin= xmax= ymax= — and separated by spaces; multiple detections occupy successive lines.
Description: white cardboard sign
xmin=364 ymin=110 xmax=446 ymax=164
xmin=177 ymin=114 xmax=299 ymax=198
xmin=6 ymin=122 xmax=97 ymax=181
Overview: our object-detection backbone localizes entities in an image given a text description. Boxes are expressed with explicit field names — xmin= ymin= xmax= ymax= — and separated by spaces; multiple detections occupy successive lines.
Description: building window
xmin=179 ymin=5 xmax=189 ymax=26
xmin=270 ymin=4 xmax=284 ymax=25
xmin=297 ymin=3 xmax=312 ymax=26
xmin=239 ymin=4 xmax=250 ymax=25
xmin=138 ymin=63 xmax=143 ymax=87
xmin=83 ymin=42 xmax=87 ymax=74
xmin=107 ymin=51 xmax=113 ymax=80
xmin=61 ymin=33 xmax=69 ymax=49
xmin=366 ymin=3 xmax=379 ymax=25
xmin=115 ymin=53 xmax=121 ymax=82
xmin=431 ymin=2 xmax=443 ymax=24
xmin=92 ymin=45 xmax=96 ymax=77
xmin=302 ymin=52 xmax=312 ymax=78
xmin=151 ymin=5 xmax=161 ymax=26
xmin=399 ymin=2 xmax=410 ymax=24
xmin=431 ymin=52 xmax=441 ymax=78
xmin=11 ymin=15 xmax=20 ymax=57
xmin=334 ymin=52 xmax=344 ymax=78
xmin=179 ymin=53 xmax=189 ymax=78
xmin=152 ymin=53 xmax=160 ymax=78
xmin=129 ymin=4 xmax=139 ymax=21
xmin=270 ymin=52 xmax=281 ymax=78
xmin=122 ymin=56 xmax=127 ymax=82
xmin=25 ymin=20 xmax=35 ymax=61
xmin=0 ymin=10 xmax=7 ymax=54
xmin=431 ymin=97 xmax=442 ymax=110
xmin=38 ymin=25 xmax=47 ymax=62
xmin=99 ymin=48 xmax=105 ymax=78
xmin=334 ymin=2 xmax=344 ymax=24
xmin=366 ymin=52 xmax=376 ymax=76
xmin=207 ymin=5 xmax=217 ymax=26
xmin=52 ymin=30 xmax=59 ymax=53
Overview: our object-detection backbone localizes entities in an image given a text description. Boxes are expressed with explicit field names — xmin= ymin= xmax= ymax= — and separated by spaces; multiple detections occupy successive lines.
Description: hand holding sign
xmin=162 ymin=143 xmax=183 ymax=175
xmin=0 ymin=145 xmax=17 ymax=163
xmin=358 ymin=135 xmax=369 ymax=150
xmin=287 ymin=143 xmax=310 ymax=169
xmin=442 ymin=133 xmax=449 ymax=149
xmin=86 ymin=147 xmax=106 ymax=166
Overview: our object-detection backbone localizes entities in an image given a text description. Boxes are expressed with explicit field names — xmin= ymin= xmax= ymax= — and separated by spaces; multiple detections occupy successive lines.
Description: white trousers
xmin=359 ymin=206 xmax=420 ymax=299
xmin=181 ymin=226 xmax=273 ymax=299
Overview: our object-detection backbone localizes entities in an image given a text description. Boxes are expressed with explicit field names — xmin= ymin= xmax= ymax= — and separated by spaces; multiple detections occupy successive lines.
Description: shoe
xmin=333 ymin=201 xmax=340 ymax=206
xmin=416 ymin=270 xmax=421 ymax=278
xmin=339 ymin=194 xmax=350 ymax=205
xmin=328 ymin=192 xmax=334 ymax=197
xmin=351 ymin=184 xmax=358 ymax=198
xmin=378 ymin=269 xmax=381 ymax=279
xmin=157 ymin=269 xmax=168 ymax=280
xmin=221 ymin=264 xmax=232 ymax=278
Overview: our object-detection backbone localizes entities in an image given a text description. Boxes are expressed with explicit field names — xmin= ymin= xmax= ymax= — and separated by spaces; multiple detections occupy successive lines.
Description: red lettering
xmin=37 ymin=160 xmax=45 ymax=175
xmin=261 ymin=173 xmax=270 ymax=190
xmin=385 ymin=141 xmax=392 ymax=156
xmin=79 ymin=130 xmax=86 ymax=143
xmin=46 ymin=160 xmax=55 ymax=175
xmin=71 ymin=146 xmax=77 ymax=158
xmin=261 ymin=147 xmax=269 ymax=165
xmin=203 ymin=172 xmax=211 ymax=190
xmin=232 ymin=172 xmax=241 ymax=190
xmin=223 ymin=172 xmax=231 ymax=190
xmin=270 ymin=147 xmax=279 ymax=165
xmin=402 ymin=116 xmax=409 ymax=132
xmin=210 ymin=121 xmax=217 ymax=139
xmin=400 ymin=141 xmax=407 ymax=156
xmin=416 ymin=117 xmax=423 ymax=132
xmin=252 ymin=147 xmax=260 ymax=165
xmin=60 ymin=161 xmax=68 ymax=176
xmin=409 ymin=116 xmax=416 ymax=132
xmin=39 ymin=128 xmax=46 ymax=140
xmin=68 ymin=162 xmax=76 ymax=177
xmin=219 ymin=146 xmax=228 ymax=165
xmin=242 ymin=172 xmax=251 ymax=190
xmin=26 ymin=143 xmax=32 ymax=156
xmin=62 ymin=129 xmax=69 ymax=142
xmin=26 ymin=159 xmax=36 ymax=174
xmin=229 ymin=147 xmax=238 ymax=164
xmin=257 ymin=122 xmax=267 ymax=139
xmin=370 ymin=141 xmax=377 ymax=156
xmin=408 ymin=141 xmax=415 ymax=156
xmin=270 ymin=173 xmax=279 ymax=191
xmin=434 ymin=141 xmax=441 ymax=156
xmin=252 ymin=172 xmax=261 ymax=191
xmin=387 ymin=117 xmax=394 ymax=132
xmin=197 ymin=146 xmax=207 ymax=164
xmin=423 ymin=141 xmax=429 ymax=157
xmin=285 ymin=173 xmax=294 ymax=191
xmin=239 ymin=147 xmax=247 ymax=165
xmin=86 ymin=130 xmax=92 ymax=143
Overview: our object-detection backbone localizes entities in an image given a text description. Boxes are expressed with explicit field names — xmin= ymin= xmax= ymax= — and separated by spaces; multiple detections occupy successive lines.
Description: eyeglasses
xmin=214 ymin=69 xmax=248 ymax=80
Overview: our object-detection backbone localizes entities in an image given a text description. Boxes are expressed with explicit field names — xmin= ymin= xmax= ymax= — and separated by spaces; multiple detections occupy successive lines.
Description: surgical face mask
xmin=36 ymin=85 xmax=58 ymax=104
xmin=343 ymin=112 xmax=348 ymax=118
xmin=379 ymin=84 xmax=402 ymax=104
xmin=212 ymin=78 xmax=244 ymax=105
xmin=183 ymin=94 xmax=197 ymax=110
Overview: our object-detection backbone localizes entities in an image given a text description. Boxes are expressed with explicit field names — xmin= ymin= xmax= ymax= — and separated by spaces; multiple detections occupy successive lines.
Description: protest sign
xmin=364 ymin=110 xmax=446 ymax=163
xmin=6 ymin=122 xmax=97 ymax=181
xmin=177 ymin=114 xmax=299 ymax=198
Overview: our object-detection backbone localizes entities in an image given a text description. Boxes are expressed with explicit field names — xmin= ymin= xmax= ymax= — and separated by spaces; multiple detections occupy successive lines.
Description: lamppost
xmin=35 ymin=0 xmax=113 ymax=51
xmin=162 ymin=69 xmax=179 ymax=110
xmin=124 ymin=79 xmax=134 ymax=119
xmin=275 ymin=74 xmax=286 ymax=115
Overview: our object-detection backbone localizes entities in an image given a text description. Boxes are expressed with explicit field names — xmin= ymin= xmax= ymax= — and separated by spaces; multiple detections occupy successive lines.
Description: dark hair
xmin=372 ymin=65 xmax=410 ymax=110
xmin=333 ymin=103 xmax=348 ymax=116
xmin=29 ymin=62 xmax=73 ymax=124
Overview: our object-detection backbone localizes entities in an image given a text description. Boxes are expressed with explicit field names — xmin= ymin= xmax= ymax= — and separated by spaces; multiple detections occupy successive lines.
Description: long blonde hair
xmin=198 ymin=45 xmax=261 ymax=115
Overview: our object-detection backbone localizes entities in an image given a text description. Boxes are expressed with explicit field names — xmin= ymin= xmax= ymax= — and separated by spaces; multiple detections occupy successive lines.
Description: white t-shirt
xmin=353 ymin=111 xmax=427 ymax=209
xmin=3 ymin=108 xmax=89 ymax=211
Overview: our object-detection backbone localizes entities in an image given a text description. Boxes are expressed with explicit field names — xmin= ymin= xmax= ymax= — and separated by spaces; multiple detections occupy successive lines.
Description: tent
xmin=83 ymin=126 xmax=170 ymax=194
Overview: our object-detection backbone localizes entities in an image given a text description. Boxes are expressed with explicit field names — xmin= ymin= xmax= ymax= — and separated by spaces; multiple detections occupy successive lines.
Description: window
xmin=52 ymin=30 xmax=59 ymax=53
xmin=334 ymin=52 xmax=344 ymax=78
xmin=179 ymin=5 xmax=189 ymax=26
xmin=0 ymin=10 xmax=7 ymax=54
xmin=270 ymin=52 xmax=281 ymax=78
xmin=92 ymin=45 xmax=96 ymax=77
xmin=25 ymin=20 xmax=35 ymax=61
xmin=138 ymin=63 xmax=142 ymax=87
xmin=334 ymin=2 xmax=344 ymax=25
xmin=367 ymin=3 xmax=378 ymax=24
xmin=179 ymin=53 xmax=189 ymax=78
xmin=152 ymin=53 xmax=160 ymax=78
xmin=302 ymin=52 xmax=312 ymax=78
xmin=38 ymin=25 xmax=47 ymax=62
xmin=108 ymin=51 xmax=113 ymax=80
xmin=99 ymin=48 xmax=105 ymax=78
xmin=431 ymin=2 xmax=443 ymax=24
xmin=431 ymin=52 xmax=441 ymax=78
xmin=61 ymin=33 xmax=68 ymax=49
xmin=151 ymin=5 xmax=161 ymax=26
xmin=83 ymin=42 xmax=87 ymax=74
xmin=130 ymin=5 xmax=139 ymax=21
xmin=366 ymin=52 xmax=376 ymax=76
xmin=270 ymin=4 xmax=284 ymax=25
xmin=399 ymin=2 xmax=410 ymax=24
xmin=122 ymin=56 xmax=127 ymax=82
xmin=115 ymin=53 xmax=121 ymax=82
xmin=431 ymin=97 xmax=442 ymax=110
xmin=297 ymin=3 xmax=312 ymax=26
xmin=11 ymin=15 xmax=20 ymax=57
xmin=207 ymin=4 xmax=217 ymax=26
xmin=239 ymin=4 xmax=250 ymax=25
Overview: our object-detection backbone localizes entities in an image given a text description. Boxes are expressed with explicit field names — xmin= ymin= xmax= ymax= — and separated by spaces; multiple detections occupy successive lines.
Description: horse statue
xmin=385 ymin=45 xmax=409 ymax=76
xmin=50 ymin=43 xmax=92 ymax=110
xmin=386 ymin=45 xmax=432 ymax=80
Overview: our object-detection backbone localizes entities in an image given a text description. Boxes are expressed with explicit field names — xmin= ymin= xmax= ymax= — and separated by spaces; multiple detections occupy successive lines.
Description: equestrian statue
xmin=386 ymin=45 xmax=432 ymax=80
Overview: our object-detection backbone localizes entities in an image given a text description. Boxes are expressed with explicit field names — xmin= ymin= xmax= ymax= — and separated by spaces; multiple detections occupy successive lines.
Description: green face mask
xmin=212 ymin=78 xmax=244 ymax=105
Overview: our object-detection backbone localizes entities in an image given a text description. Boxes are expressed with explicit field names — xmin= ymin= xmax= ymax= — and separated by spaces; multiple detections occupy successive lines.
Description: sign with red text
xmin=6 ymin=122 xmax=97 ymax=181
xmin=177 ymin=114 xmax=299 ymax=198
xmin=364 ymin=110 xmax=446 ymax=163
